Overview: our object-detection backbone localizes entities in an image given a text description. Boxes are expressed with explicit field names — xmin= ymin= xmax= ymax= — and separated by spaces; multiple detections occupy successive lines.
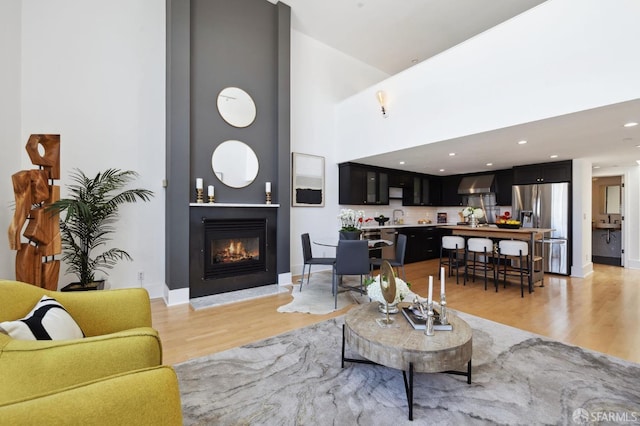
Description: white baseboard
xmin=278 ymin=272 xmax=292 ymax=286
xmin=625 ymin=258 xmax=640 ymax=269
xmin=571 ymin=262 xmax=593 ymax=278
xmin=159 ymin=284 xmax=189 ymax=306
xmin=154 ymin=274 xmax=293 ymax=306
xmin=144 ymin=282 xmax=165 ymax=300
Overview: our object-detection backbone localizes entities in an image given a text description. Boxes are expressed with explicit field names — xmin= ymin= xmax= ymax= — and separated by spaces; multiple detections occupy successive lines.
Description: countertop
xmin=440 ymin=225 xmax=554 ymax=236
xmin=362 ymin=223 xmax=456 ymax=230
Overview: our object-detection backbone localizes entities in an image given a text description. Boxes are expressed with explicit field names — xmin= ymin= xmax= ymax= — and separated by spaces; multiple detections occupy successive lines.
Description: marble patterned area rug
xmin=277 ymin=271 xmax=364 ymax=315
xmin=175 ymin=311 xmax=640 ymax=425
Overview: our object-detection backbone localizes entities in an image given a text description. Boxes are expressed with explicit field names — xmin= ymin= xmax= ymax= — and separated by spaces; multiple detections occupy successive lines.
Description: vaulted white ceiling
xmin=278 ymin=0 xmax=640 ymax=173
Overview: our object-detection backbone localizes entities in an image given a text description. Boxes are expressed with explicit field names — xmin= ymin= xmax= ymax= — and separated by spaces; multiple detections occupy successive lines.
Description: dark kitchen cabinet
xmin=494 ymin=168 xmax=514 ymax=206
xmin=388 ymin=170 xmax=412 ymax=188
xmin=440 ymin=175 xmax=464 ymax=206
xmin=403 ymin=174 xmax=438 ymax=206
xmin=513 ymin=160 xmax=572 ymax=185
xmin=398 ymin=227 xmax=440 ymax=263
xmin=430 ymin=177 xmax=442 ymax=206
xmin=339 ymin=163 xmax=389 ymax=205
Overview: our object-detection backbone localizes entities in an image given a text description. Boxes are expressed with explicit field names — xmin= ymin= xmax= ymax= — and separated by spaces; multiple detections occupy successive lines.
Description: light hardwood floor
xmin=152 ymin=259 xmax=640 ymax=365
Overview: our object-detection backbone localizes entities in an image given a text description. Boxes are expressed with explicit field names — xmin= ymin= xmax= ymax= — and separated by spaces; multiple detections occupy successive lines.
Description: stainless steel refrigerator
xmin=512 ymin=182 xmax=570 ymax=275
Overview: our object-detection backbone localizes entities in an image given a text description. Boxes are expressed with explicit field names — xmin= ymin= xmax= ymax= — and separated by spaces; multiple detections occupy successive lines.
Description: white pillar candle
xmin=428 ymin=276 xmax=433 ymax=304
xmin=208 ymin=185 xmax=214 ymax=196
xmin=195 ymin=178 xmax=203 ymax=190
xmin=265 ymin=182 xmax=271 ymax=193
xmin=440 ymin=267 xmax=445 ymax=295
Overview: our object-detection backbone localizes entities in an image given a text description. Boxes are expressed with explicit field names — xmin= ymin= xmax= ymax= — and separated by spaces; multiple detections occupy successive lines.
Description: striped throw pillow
xmin=0 ymin=296 xmax=84 ymax=340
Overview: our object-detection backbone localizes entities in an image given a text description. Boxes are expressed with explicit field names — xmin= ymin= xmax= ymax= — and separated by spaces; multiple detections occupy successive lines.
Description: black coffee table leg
xmin=402 ymin=362 xmax=414 ymax=421
xmin=341 ymin=324 xmax=345 ymax=368
xmin=444 ymin=360 xmax=472 ymax=384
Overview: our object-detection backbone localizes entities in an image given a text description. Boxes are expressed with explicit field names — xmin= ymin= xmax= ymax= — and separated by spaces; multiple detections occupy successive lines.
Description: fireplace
xmin=189 ymin=209 xmax=277 ymax=299
xmin=204 ymin=219 xmax=266 ymax=279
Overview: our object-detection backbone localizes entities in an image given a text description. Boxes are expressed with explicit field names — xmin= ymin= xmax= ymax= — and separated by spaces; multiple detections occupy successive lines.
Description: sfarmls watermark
xmin=573 ymin=408 xmax=639 ymax=424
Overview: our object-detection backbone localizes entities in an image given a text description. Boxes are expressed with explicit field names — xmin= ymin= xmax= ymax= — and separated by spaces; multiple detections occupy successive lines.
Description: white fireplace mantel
xmin=189 ymin=203 xmax=280 ymax=208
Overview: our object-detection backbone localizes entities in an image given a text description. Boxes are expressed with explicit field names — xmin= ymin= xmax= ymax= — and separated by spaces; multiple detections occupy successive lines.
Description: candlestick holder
xmin=196 ymin=188 xmax=204 ymax=204
xmin=440 ymin=293 xmax=448 ymax=325
xmin=425 ymin=302 xmax=435 ymax=336
xmin=208 ymin=195 xmax=215 ymax=204
xmin=265 ymin=192 xmax=272 ymax=205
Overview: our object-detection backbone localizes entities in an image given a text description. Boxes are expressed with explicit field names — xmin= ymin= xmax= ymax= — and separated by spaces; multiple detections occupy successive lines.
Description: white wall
xmin=0 ymin=1 xmax=22 ymax=279
xmin=335 ymin=0 xmax=640 ymax=163
xmin=624 ymin=167 xmax=640 ymax=269
xmin=289 ymin=30 xmax=388 ymax=276
xmin=16 ymin=0 xmax=166 ymax=294
xmin=571 ymin=159 xmax=593 ymax=277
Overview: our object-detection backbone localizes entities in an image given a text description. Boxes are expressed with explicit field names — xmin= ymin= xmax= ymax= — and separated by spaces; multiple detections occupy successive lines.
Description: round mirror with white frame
xmin=211 ymin=140 xmax=259 ymax=188
xmin=216 ymin=87 xmax=256 ymax=128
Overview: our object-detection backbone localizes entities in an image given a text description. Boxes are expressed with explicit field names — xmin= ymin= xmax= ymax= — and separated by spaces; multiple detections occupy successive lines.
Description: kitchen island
xmin=438 ymin=225 xmax=553 ymax=292
xmin=362 ymin=223 xmax=451 ymax=264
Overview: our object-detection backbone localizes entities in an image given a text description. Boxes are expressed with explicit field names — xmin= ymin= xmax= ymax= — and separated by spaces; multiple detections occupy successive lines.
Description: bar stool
xmin=465 ymin=238 xmax=495 ymax=291
xmin=440 ymin=236 xmax=466 ymax=284
xmin=496 ymin=240 xmax=530 ymax=298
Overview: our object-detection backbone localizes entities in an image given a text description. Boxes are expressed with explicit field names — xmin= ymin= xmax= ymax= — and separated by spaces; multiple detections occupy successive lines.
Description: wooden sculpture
xmin=7 ymin=134 xmax=61 ymax=290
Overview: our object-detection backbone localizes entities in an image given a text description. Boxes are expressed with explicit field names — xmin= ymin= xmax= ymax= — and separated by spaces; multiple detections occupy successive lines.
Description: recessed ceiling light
xmin=439 ymin=169 xmax=445 ymax=172
xmin=550 ymin=154 xmax=559 ymax=158
xmin=624 ymin=122 xmax=638 ymax=127
xmin=518 ymin=140 xmax=527 ymax=145
xmin=486 ymin=163 xmax=493 ymax=166
xmin=636 ymin=144 xmax=640 ymax=148
xmin=399 ymin=161 xmax=405 ymax=165
xmin=449 ymin=152 xmax=456 ymax=156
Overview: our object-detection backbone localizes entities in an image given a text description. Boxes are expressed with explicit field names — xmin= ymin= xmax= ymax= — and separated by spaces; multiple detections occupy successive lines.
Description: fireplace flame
xmin=212 ymin=239 xmax=259 ymax=264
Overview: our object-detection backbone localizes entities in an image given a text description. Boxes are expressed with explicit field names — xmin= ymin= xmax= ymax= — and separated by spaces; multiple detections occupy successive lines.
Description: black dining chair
xmin=333 ymin=240 xmax=370 ymax=309
xmin=369 ymin=234 xmax=407 ymax=281
xmin=300 ymin=233 xmax=336 ymax=292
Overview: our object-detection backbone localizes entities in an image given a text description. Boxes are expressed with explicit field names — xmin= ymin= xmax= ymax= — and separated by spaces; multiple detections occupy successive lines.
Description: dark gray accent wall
xmin=165 ymin=0 xmax=191 ymax=291
xmin=191 ymin=0 xmax=278 ymax=203
xmin=166 ymin=0 xmax=291 ymax=292
xmin=276 ymin=2 xmax=291 ymax=275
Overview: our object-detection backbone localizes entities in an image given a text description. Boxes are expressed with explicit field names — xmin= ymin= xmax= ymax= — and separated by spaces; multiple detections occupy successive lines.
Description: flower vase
xmin=378 ymin=302 xmax=399 ymax=314
xmin=339 ymin=230 xmax=362 ymax=240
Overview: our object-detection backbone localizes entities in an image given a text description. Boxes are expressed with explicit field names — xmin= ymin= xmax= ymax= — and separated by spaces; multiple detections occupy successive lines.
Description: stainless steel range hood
xmin=458 ymin=174 xmax=495 ymax=194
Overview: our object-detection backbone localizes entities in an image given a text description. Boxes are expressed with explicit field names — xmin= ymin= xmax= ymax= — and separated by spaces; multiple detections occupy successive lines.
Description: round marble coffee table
xmin=342 ymin=302 xmax=473 ymax=421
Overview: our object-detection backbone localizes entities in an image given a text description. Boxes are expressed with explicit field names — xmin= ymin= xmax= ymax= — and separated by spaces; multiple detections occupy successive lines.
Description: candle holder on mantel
xmin=208 ymin=195 xmax=215 ymax=204
xmin=265 ymin=192 xmax=272 ymax=205
xmin=196 ymin=188 xmax=204 ymax=204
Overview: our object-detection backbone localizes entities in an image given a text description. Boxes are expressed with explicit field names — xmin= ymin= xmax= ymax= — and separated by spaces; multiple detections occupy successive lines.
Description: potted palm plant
xmin=48 ymin=168 xmax=154 ymax=291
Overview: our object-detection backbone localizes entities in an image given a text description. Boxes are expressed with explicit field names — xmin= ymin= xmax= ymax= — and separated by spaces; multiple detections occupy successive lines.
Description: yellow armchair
xmin=0 ymin=280 xmax=163 ymax=404
xmin=0 ymin=365 xmax=183 ymax=425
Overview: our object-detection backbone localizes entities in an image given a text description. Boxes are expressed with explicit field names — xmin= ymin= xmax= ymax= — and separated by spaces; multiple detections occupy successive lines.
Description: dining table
xmin=312 ymin=238 xmax=394 ymax=249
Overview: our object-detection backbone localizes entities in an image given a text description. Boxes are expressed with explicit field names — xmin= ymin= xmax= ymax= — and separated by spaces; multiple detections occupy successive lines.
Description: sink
xmin=595 ymin=223 xmax=621 ymax=230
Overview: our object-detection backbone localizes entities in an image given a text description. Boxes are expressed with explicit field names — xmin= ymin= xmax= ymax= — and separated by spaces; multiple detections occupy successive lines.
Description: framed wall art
xmin=292 ymin=153 xmax=324 ymax=207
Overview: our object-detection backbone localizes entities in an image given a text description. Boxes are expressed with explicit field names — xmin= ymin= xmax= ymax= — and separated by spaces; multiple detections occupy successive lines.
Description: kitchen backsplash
xmin=341 ymin=200 xmax=513 ymax=226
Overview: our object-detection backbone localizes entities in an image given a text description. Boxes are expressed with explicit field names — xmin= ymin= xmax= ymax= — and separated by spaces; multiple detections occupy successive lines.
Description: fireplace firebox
xmin=189 ymin=210 xmax=277 ymax=299
xmin=204 ymin=219 xmax=266 ymax=279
